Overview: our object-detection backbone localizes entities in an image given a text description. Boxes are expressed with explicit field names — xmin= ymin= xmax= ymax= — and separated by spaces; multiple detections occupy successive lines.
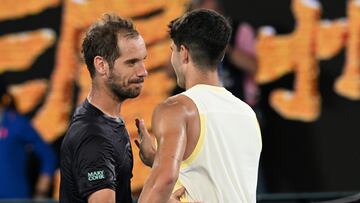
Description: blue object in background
xmin=0 ymin=108 xmax=57 ymax=198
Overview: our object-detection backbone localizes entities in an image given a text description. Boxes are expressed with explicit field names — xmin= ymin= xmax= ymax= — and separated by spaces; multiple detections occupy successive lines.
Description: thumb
xmin=135 ymin=118 xmax=141 ymax=130
xmin=173 ymin=186 xmax=186 ymax=199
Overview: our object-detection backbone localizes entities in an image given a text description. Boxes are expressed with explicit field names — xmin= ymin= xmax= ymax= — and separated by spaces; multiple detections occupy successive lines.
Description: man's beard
xmin=107 ymin=74 xmax=142 ymax=101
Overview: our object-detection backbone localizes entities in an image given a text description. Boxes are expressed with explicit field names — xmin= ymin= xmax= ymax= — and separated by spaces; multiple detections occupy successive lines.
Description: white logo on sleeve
xmin=88 ymin=170 xmax=105 ymax=181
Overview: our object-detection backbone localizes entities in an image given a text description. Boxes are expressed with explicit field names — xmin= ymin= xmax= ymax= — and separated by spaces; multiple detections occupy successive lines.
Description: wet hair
xmin=168 ymin=9 xmax=232 ymax=69
xmin=82 ymin=13 xmax=139 ymax=78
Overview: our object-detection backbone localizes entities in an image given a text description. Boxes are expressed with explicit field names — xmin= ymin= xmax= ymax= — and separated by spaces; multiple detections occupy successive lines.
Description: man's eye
xmin=126 ymin=60 xmax=137 ymax=66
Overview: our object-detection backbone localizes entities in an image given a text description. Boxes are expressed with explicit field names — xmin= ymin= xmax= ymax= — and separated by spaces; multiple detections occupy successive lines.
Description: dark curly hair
xmin=82 ymin=13 xmax=139 ymax=78
xmin=168 ymin=9 xmax=232 ymax=69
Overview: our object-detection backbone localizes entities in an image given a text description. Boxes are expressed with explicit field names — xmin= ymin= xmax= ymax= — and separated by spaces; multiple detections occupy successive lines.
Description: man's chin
xmin=112 ymin=89 xmax=141 ymax=100
xmin=127 ymin=89 xmax=142 ymax=98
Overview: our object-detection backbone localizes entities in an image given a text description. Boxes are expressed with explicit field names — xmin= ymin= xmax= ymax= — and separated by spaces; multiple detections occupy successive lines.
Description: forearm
xmin=138 ymin=166 xmax=178 ymax=203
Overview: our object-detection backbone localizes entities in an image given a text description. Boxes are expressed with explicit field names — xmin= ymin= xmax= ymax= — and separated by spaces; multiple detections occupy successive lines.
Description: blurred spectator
xmin=0 ymin=81 xmax=57 ymax=199
xmin=225 ymin=22 xmax=259 ymax=106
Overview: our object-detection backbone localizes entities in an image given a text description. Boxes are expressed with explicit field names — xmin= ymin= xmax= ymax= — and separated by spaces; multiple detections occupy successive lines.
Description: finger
xmin=135 ymin=118 xmax=143 ymax=139
xmin=134 ymin=139 xmax=140 ymax=149
xmin=138 ymin=119 xmax=148 ymax=134
xmin=135 ymin=118 xmax=140 ymax=131
xmin=135 ymin=118 xmax=140 ymax=128
xmin=173 ymin=186 xmax=186 ymax=198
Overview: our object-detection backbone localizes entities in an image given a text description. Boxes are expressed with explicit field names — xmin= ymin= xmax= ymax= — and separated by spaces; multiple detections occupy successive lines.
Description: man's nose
xmin=136 ymin=62 xmax=148 ymax=77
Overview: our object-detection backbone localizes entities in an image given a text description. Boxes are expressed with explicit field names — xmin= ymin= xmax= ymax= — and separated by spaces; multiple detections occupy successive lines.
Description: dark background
xmin=221 ymin=0 xmax=360 ymax=193
xmin=0 ymin=0 xmax=359 ymax=195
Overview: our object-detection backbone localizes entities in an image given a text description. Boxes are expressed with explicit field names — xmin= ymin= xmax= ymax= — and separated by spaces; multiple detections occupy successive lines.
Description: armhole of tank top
xmin=180 ymin=114 xmax=206 ymax=169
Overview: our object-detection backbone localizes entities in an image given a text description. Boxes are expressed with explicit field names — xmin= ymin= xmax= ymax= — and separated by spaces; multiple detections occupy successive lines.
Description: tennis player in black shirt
xmin=60 ymin=14 xmax=147 ymax=203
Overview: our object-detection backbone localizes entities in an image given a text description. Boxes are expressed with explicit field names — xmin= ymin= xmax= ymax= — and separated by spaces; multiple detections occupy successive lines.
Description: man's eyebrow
xmin=124 ymin=58 xmax=140 ymax=64
xmin=124 ymin=55 xmax=147 ymax=64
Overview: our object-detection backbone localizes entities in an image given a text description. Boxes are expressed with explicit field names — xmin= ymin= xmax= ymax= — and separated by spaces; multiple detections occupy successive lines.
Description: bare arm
xmin=138 ymin=100 xmax=188 ymax=203
xmin=88 ymin=189 xmax=115 ymax=203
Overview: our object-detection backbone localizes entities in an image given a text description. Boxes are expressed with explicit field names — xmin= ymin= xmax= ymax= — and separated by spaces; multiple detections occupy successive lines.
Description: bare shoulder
xmin=153 ymin=94 xmax=197 ymax=117
xmin=151 ymin=94 xmax=198 ymax=138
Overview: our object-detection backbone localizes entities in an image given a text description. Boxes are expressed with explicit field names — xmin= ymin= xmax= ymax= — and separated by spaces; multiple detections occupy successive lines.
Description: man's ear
xmin=94 ymin=56 xmax=109 ymax=76
xmin=179 ymin=45 xmax=189 ymax=64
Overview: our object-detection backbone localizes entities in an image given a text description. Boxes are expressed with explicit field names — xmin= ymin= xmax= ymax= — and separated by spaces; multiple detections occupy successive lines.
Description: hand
xmin=167 ymin=187 xmax=185 ymax=203
xmin=34 ymin=174 xmax=51 ymax=199
xmin=134 ymin=118 xmax=156 ymax=167
xmin=167 ymin=187 xmax=201 ymax=203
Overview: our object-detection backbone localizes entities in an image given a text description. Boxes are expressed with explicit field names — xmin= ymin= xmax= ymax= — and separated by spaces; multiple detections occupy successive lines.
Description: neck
xmin=184 ymin=66 xmax=222 ymax=90
xmin=87 ymin=82 xmax=122 ymax=118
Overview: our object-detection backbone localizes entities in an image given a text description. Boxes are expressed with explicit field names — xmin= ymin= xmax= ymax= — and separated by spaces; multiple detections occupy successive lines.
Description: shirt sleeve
xmin=73 ymin=133 xmax=117 ymax=199
xmin=20 ymin=115 xmax=57 ymax=176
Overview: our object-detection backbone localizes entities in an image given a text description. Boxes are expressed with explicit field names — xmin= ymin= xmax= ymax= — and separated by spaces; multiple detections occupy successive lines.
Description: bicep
xmin=88 ymin=188 xmax=115 ymax=203
xmin=152 ymin=104 xmax=187 ymax=168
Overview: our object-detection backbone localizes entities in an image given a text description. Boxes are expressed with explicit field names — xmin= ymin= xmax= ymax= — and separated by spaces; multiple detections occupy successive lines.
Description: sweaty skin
xmin=136 ymin=94 xmax=200 ymax=203
xmin=136 ymin=11 xmax=223 ymax=201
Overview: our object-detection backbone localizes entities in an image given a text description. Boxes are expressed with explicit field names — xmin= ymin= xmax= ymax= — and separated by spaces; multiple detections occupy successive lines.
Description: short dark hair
xmin=82 ymin=13 xmax=139 ymax=78
xmin=168 ymin=9 xmax=232 ymax=69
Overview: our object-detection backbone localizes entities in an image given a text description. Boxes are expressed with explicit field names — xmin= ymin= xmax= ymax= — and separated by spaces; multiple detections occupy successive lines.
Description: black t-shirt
xmin=60 ymin=99 xmax=133 ymax=203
